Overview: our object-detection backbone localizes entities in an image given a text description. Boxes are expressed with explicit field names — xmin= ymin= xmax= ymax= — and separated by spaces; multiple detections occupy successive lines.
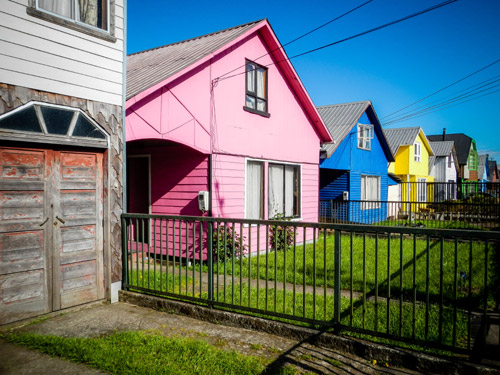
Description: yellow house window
xmin=414 ymin=142 xmax=421 ymax=162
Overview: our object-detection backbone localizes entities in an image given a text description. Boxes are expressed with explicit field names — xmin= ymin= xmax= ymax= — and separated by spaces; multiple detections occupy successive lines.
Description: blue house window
xmin=361 ymin=175 xmax=380 ymax=209
xmin=357 ymin=124 xmax=373 ymax=150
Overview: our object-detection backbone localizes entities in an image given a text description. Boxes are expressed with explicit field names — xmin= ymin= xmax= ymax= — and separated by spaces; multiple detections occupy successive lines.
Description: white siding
xmin=0 ymin=0 xmax=124 ymax=106
xmin=445 ymin=154 xmax=457 ymax=182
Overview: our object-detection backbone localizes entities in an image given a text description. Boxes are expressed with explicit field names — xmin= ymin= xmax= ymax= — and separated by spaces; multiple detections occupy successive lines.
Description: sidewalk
xmin=0 ymin=301 xmax=427 ymax=375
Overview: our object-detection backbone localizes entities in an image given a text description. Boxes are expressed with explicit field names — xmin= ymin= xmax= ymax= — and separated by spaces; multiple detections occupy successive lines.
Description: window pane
xmin=0 ymin=106 xmax=41 ymax=133
xmin=256 ymin=67 xmax=266 ymax=98
xmin=268 ymin=165 xmax=284 ymax=218
xmin=256 ymin=99 xmax=266 ymax=112
xmin=284 ymin=166 xmax=294 ymax=217
xmin=246 ymin=162 xmax=263 ymax=219
xmin=78 ymin=0 xmax=106 ymax=29
xmin=246 ymin=63 xmax=256 ymax=93
xmin=72 ymin=114 xmax=105 ymax=138
xmin=39 ymin=0 xmax=73 ymax=18
xmin=246 ymin=95 xmax=256 ymax=109
xmin=41 ymin=106 xmax=74 ymax=135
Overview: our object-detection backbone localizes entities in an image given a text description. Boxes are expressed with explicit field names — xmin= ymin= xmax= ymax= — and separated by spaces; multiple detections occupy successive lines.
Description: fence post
xmin=334 ymin=229 xmax=341 ymax=328
xmin=207 ymin=221 xmax=214 ymax=307
xmin=121 ymin=216 xmax=128 ymax=290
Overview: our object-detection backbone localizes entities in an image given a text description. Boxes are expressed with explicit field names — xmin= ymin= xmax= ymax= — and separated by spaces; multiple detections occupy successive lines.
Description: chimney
xmin=442 ymin=128 xmax=446 ymax=141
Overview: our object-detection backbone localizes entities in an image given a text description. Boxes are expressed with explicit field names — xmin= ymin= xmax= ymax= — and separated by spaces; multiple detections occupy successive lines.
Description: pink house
xmin=126 ymin=20 xmax=332 ymax=256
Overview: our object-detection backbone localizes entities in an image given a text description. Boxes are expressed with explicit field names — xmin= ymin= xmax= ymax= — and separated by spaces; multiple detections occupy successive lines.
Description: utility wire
xmin=382 ymin=80 xmax=500 ymax=125
xmin=381 ymin=74 xmax=500 ymax=121
xmin=216 ymin=0 xmax=374 ymax=80
xmin=381 ymin=57 xmax=500 ymax=120
xmin=218 ymin=0 xmax=457 ymax=82
xmin=382 ymin=88 xmax=500 ymax=126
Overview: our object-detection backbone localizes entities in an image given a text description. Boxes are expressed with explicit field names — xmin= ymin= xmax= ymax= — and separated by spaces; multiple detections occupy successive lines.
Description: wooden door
xmin=0 ymin=147 xmax=104 ymax=324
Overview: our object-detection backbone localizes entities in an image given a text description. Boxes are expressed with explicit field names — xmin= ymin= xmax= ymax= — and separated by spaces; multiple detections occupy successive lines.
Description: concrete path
xmin=0 ymin=301 xmax=425 ymax=375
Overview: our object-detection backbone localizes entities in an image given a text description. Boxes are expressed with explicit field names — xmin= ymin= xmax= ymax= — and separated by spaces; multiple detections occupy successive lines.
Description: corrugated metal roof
xmin=127 ymin=20 xmax=263 ymax=100
xmin=383 ymin=127 xmax=422 ymax=155
xmin=317 ymin=101 xmax=370 ymax=156
xmin=429 ymin=141 xmax=454 ymax=157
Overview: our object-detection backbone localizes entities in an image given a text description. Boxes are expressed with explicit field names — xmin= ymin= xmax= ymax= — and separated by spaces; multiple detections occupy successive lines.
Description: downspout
xmin=122 ymin=0 xmax=127 ymax=214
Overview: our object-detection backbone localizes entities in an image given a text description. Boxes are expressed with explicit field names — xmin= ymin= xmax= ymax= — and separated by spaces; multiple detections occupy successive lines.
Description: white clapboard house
xmin=0 ymin=0 xmax=125 ymax=324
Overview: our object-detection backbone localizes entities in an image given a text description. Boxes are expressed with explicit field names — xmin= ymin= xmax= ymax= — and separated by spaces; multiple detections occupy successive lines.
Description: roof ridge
xmin=316 ymin=100 xmax=371 ymax=109
xmin=129 ymin=19 xmax=265 ymax=57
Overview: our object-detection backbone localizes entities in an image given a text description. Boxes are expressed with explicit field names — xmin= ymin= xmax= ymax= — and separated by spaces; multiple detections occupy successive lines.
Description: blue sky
xmin=128 ymin=0 xmax=500 ymax=159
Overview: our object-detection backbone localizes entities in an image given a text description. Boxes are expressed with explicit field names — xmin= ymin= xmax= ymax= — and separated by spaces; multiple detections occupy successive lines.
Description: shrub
xmin=212 ymin=224 xmax=247 ymax=261
xmin=269 ymin=214 xmax=294 ymax=252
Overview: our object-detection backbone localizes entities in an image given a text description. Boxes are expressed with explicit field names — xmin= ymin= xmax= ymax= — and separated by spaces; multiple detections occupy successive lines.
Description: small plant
xmin=269 ymin=214 xmax=294 ymax=252
xmin=250 ymin=343 xmax=262 ymax=350
xmin=213 ymin=224 xmax=247 ymax=261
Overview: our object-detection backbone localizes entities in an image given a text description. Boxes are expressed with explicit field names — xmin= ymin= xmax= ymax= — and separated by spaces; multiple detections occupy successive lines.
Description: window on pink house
xmin=244 ymin=60 xmax=269 ymax=117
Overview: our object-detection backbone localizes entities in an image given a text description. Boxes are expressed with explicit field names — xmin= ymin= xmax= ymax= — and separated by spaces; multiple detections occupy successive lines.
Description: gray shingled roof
xmin=429 ymin=141 xmax=454 ymax=157
xmin=427 ymin=133 xmax=472 ymax=165
xmin=383 ymin=127 xmax=422 ymax=155
xmin=127 ymin=20 xmax=263 ymax=100
xmin=317 ymin=101 xmax=370 ymax=156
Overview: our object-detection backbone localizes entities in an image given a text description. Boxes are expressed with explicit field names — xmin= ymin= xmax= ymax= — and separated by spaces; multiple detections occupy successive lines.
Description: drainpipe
xmin=208 ymin=154 xmax=212 ymax=217
xmin=122 ymin=0 xmax=127 ymax=213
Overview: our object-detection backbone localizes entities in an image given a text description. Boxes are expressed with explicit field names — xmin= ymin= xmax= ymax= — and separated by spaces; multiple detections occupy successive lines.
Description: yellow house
xmin=384 ymin=127 xmax=434 ymax=204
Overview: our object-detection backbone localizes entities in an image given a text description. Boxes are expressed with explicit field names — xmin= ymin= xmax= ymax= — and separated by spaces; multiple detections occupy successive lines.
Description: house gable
xmin=126 ymin=19 xmax=332 ymax=158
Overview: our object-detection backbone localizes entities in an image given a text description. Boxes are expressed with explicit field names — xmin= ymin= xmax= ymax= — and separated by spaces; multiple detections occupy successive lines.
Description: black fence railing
xmin=399 ymin=181 xmax=500 ymax=202
xmin=121 ymin=213 xmax=500 ymax=355
xmin=319 ymin=200 xmax=500 ymax=230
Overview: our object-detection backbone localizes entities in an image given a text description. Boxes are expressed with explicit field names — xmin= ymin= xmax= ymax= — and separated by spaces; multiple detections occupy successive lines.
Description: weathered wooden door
xmin=0 ymin=147 xmax=104 ymax=324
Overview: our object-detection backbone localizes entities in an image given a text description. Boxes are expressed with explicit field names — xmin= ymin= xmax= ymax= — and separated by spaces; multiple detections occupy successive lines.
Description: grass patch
xmin=5 ymin=331 xmax=265 ymax=375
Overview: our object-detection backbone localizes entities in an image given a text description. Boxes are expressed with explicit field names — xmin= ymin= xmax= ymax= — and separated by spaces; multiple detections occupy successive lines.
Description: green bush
xmin=268 ymin=214 xmax=294 ymax=252
xmin=213 ymin=224 xmax=247 ymax=261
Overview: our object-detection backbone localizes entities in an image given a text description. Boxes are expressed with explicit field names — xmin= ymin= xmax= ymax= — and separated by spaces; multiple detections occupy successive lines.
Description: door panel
xmin=0 ymin=147 xmax=104 ymax=324
xmin=55 ymin=151 xmax=103 ymax=311
xmin=0 ymin=148 xmax=50 ymax=324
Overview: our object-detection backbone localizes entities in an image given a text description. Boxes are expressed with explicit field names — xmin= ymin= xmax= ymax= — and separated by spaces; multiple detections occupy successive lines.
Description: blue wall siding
xmin=319 ymin=169 xmax=349 ymax=221
xmin=320 ymin=110 xmax=391 ymax=223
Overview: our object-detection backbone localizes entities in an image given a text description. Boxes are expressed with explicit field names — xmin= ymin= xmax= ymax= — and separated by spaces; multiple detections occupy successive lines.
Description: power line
xmin=382 ymin=81 xmax=500 ymax=125
xmin=381 ymin=74 xmax=500 ymax=121
xmin=382 ymin=88 xmax=500 ymax=127
xmin=218 ymin=0 xmax=457 ymax=82
xmin=216 ymin=0 xmax=374 ymax=80
xmin=381 ymin=57 xmax=500 ymax=121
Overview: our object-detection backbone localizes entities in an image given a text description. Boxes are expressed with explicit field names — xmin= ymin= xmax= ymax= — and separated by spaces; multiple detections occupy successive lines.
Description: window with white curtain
xmin=268 ymin=164 xmax=300 ymax=218
xmin=245 ymin=161 xmax=264 ymax=219
xmin=37 ymin=0 xmax=108 ymax=30
xmin=418 ymin=178 xmax=427 ymax=202
xmin=414 ymin=142 xmax=421 ymax=162
xmin=361 ymin=175 xmax=380 ymax=209
xmin=245 ymin=60 xmax=268 ymax=115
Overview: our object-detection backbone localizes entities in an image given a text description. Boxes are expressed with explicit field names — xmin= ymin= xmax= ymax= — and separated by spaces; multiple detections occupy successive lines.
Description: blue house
xmin=318 ymin=101 xmax=394 ymax=223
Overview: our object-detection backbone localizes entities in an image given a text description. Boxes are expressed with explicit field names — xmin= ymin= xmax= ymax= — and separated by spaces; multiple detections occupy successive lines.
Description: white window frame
xmin=361 ymin=175 xmax=380 ymax=209
xmin=35 ymin=0 xmax=110 ymax=33
xmin=414 ymin=142 xmax=421 ymax=162
xmin=268 ymin=163 xmax=301 ymax=219
xmin=245 ymin=160 xmax=264 ymax=220
xmin=357 ymin=123 xmax=373 ymax=150
xmin=418 ymin=178 xmax=427 ymax=202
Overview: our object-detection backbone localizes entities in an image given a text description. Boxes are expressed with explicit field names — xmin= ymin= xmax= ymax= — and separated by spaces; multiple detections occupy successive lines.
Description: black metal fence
xmin=121 ymin=213 xmax=500 ymax=354
xmin=319 ymin=200 xmax=500 ymax=230
xmin=399 ymin=181 xmax=500 ymax=202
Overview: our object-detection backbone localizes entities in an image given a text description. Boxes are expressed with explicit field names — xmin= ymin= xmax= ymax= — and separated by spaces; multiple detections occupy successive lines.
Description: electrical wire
xmin=216 ymin=0 xmax=374 ymax=80
xmin=381 ymin=74 xmax=500 ymax=121
xmin=218 ymin=0 xmax=457 ymax=82
xmin=382 ymin=81 xmax=500 ymax=125
xmin=381 ymin=57 xmax=500 ymax=120
xmin=382 ymin=88 xmax=500 ymax=126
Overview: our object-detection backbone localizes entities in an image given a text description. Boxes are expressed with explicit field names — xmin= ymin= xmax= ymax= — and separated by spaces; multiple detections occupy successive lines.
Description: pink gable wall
xmin=126 ymin=25 xmax=324 ymax=237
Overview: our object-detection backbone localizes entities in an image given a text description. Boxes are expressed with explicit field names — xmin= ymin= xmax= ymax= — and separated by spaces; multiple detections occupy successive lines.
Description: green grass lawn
xmin=206 ymin=233 xmax=492 ymax=307
xmin=4 ymin=331 xmax=269 ymax=375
